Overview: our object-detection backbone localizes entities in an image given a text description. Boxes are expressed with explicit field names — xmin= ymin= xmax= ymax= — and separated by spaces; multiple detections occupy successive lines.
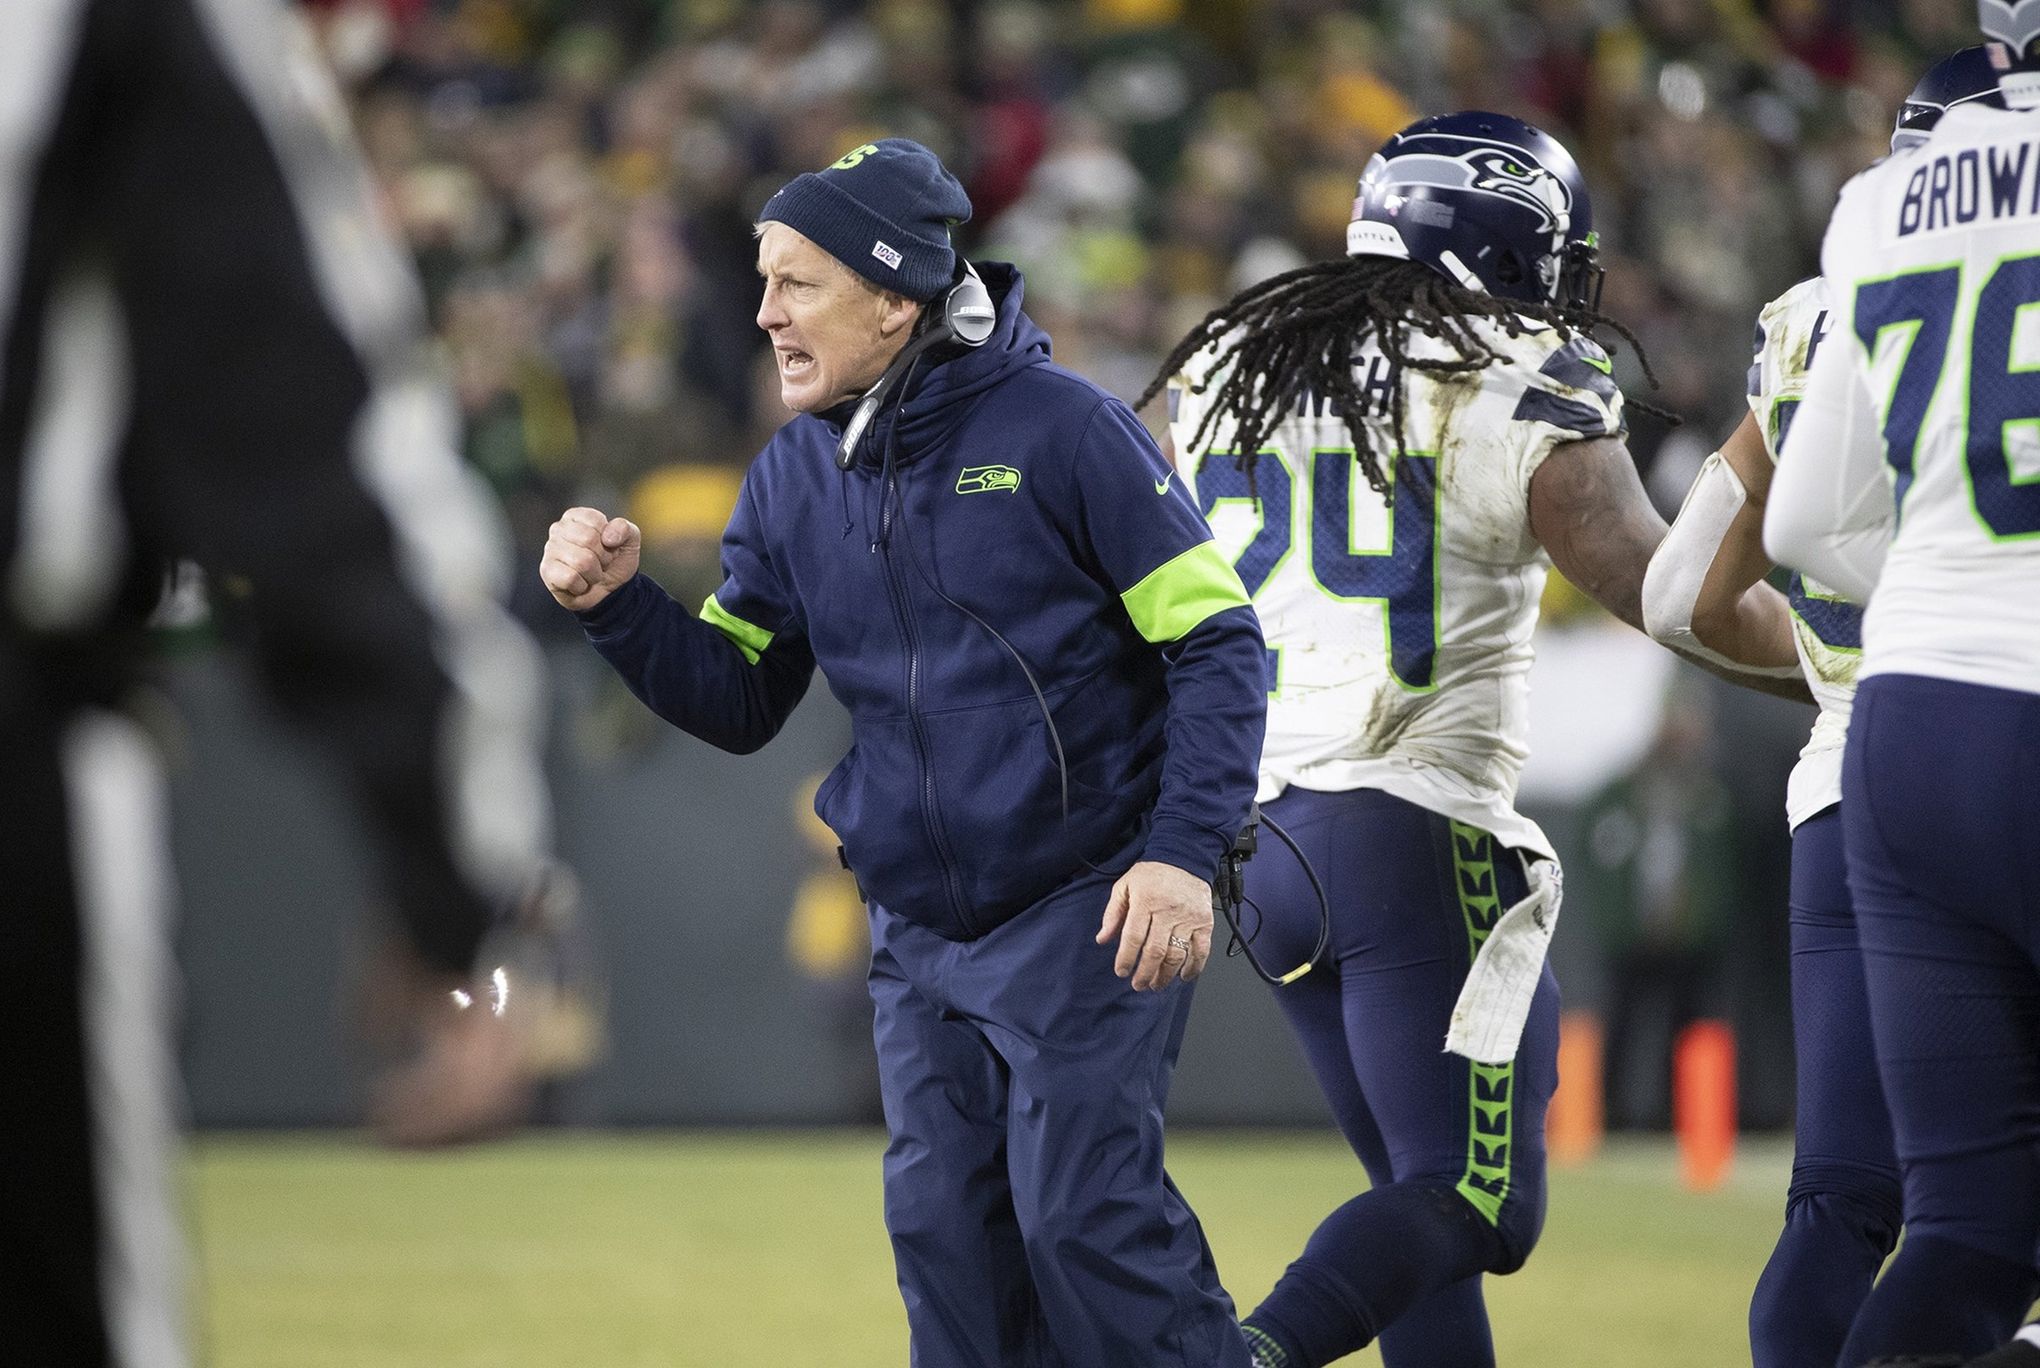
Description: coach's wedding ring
xmin=1166 ymin=935 xmax=1192 ymax=952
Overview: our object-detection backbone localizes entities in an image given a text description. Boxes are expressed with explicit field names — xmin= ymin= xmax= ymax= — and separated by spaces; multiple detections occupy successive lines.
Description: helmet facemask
xmin=1556 ymin=234 xmax=1604 ymax=315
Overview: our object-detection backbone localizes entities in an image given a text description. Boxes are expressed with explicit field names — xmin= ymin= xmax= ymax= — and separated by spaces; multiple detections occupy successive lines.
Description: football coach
xmin=542 ymin=138 xmax=1267 ymax=1364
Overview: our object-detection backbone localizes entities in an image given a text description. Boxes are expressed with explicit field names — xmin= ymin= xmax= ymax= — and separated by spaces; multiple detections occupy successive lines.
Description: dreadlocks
xmin=1137 ymin=256 xmax=1670 ymax=502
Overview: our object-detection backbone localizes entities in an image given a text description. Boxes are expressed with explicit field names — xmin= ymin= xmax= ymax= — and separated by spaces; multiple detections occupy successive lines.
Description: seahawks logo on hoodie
xmin=956 ymin=465 xmax=1022 ymax=494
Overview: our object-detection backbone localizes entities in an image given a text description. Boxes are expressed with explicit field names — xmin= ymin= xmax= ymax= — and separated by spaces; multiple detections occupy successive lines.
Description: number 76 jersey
xmin=1812 ymin=102 xmax=2040 ymax=692
xmin=1169 ymin=319 xmax=1626 ymax=861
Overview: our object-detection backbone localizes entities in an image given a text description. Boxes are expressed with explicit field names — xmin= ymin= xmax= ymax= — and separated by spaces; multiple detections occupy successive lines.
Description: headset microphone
xmin=835 ymin=261 xmax=994 ymax=471
xmin=834 ymin=329 xmax=945 ymax=471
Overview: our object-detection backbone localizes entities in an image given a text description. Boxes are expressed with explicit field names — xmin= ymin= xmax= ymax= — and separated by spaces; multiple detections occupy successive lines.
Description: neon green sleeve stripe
xmin=1121 ymin=542 xmax=1251 ymax=644
xmin=699 ymin=594 xmax=775 ymax=665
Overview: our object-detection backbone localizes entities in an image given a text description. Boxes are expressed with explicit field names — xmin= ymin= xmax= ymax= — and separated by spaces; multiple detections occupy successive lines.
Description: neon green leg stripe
xmin=1450 ymin=820 xmax=1513 ymax=1227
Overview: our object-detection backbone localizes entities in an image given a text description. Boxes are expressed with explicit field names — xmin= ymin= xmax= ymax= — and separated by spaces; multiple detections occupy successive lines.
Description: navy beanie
xmin=758 ymin=138 xmax=973 ymax=302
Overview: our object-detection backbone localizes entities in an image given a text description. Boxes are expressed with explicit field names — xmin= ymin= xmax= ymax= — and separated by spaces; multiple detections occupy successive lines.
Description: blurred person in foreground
xmin=1765 ymin=1 xmax=2040 ymax=1361
xmin=1642 ymin=45 xmax=2010 ymax=1368
xmin=540 ymin=138 xmax=1269 ymax=1364
xmin=0 ymin=2 xmax=565 ymax=1364
xmin=1146 ymin=111 xmax=1804 ymax=1368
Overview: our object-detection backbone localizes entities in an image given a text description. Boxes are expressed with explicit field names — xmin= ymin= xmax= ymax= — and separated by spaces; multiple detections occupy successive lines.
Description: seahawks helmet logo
xmin=1365 ymin=142 xmax=1573 ymax=237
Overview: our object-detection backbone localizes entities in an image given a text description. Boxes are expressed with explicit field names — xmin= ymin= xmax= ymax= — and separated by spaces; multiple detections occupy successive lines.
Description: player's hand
xmin=541 ymin=506 xmax=641 ymax=612
xmin=1096 ymin=860 xmax=1214 ymax=991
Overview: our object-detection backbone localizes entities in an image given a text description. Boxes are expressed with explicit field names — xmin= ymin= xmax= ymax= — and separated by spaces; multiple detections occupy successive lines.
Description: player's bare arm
xmin=1527 ymin=434 xmax=1664 ymax=631
xmin=1530 ymin=434 xmax=1811 ymax=702
xmin=1685 ymin=413 xmax=1796 ymax=668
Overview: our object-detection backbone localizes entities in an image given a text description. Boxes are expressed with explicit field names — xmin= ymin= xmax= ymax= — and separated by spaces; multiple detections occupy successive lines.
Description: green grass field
xmin=192 ymin=1131 xmax=1789 ymax=1366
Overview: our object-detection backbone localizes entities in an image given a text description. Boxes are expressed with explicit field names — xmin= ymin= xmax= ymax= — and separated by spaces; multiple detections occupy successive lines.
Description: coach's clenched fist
xmin=541 ymin=507 xmax=641 ymax=611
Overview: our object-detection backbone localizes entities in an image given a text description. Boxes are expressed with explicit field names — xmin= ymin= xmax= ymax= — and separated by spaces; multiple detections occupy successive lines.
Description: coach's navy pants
xmin=869 ymin=866 xmax=1252 ymax=1368
xmin=1240 ymin=787 xmax=1557 ymax=1368
xmin=1838 ymin=673 xmax=2040 ymax=1367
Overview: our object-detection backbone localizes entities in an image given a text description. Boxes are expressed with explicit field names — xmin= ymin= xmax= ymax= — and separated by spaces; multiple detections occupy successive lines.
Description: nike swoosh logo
xmin=1155 ymin=471 xmax=1175 ymax=495
xmin=1581 ymin=353 xmax=1613 ymax=375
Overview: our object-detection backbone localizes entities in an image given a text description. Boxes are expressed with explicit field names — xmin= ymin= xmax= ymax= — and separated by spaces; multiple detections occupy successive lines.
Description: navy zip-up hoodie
xmin=577 ymin=264 xmax=1265 ymax=940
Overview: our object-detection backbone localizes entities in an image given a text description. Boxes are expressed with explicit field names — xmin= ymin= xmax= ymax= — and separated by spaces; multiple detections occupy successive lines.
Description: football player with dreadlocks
xmin=1643 ymin=46 xmax=2005 ymax=1368
xmin=1142 ymin=112 xmax=1804 ymax=1368
xmin=1765 ymin=0 xmax=2040 ymax=1361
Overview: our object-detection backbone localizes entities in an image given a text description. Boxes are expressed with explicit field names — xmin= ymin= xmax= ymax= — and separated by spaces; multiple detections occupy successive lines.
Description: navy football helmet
xmin=1346 ymin=110 xmax=1601 ymax=311
xmin=1893 ymin=46 xmax=2007 ymax=151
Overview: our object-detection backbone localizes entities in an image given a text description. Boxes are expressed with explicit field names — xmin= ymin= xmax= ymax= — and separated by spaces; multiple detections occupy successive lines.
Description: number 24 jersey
xmin=1169 ymin=316 xmax=1626 ymax=860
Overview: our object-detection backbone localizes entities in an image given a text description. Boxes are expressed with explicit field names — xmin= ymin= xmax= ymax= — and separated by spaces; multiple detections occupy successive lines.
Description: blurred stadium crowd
xmin=300 ymin=0 xmax=1965 ymax=626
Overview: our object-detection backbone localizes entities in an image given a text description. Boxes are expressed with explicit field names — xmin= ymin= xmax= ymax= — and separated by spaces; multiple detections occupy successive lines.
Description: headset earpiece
xmin=941 ymin=261 xmax=995 ymax=347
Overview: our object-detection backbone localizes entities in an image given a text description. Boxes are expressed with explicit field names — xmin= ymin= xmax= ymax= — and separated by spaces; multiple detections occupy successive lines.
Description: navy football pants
xmin=1747 ymin=806 xmax=1901 ymax=1368
xmin=869 ymin=867 xmax=1252 ymax=1368
xmin=1838 ymin=674 xmax=2040 ymax=1366
xmin=1241 ymin=787 xmax=1558 ymax=1368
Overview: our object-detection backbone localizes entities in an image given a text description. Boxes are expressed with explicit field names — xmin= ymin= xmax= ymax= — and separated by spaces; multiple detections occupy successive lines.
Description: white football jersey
xmin=1801 ymin=103 xmax=2040 ymax=694
xmin=1748 ymin=276 xmax=1861 ymax=829
xmin=1171 ymin=317 xmax=1627 ymax=861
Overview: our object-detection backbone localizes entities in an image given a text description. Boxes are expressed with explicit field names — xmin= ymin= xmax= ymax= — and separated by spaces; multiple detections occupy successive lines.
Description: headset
xmin=835 ymin=260 xmax=996 ymax=471
xmin=1212 ymin=808 xmax=1330 ymax=986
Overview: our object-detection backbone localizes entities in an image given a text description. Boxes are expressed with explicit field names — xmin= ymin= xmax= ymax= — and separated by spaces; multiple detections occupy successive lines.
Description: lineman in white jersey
xmin=1649 ymin=271 xmax=1905 ymax=1368
xmin=1643 ymin=52 xmax=2010 ymax=1368
xmin=1767 ymin=6 xmax=2040 ymax=1363
xmin=1140 ymin=111 xmax=1801 ymax=1368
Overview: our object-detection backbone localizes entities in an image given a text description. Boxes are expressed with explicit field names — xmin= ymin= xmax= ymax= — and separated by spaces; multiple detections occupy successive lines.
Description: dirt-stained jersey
xmin=1791 ymin=103 xmax=2040 ymax=694
xmin=1748 ymin=276 xmax=1859 ymax=829
xmin=1171 ymin=318 xmax=1626 ymax=860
